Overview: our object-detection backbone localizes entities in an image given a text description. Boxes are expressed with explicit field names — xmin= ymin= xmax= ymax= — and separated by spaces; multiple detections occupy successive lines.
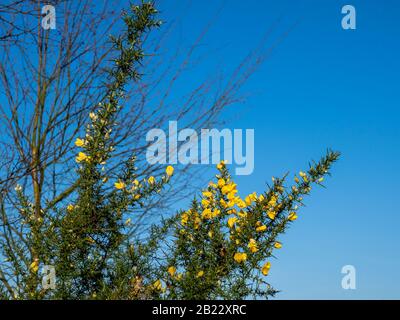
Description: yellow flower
xmin=209 ymin=181 xmax=217 ymax=188
xmin=261 ymin=262 xmax=271 ymax=276
xmin=168 ymin=266 xmax=176 ymax=277
xmin=221 ymin=185 xmax=231 ymax=195
xmin=234 ymin=252 xmax=247 ymax=263
xmin=194 ymin=217 xmax=201 ymax=229
xmin=299 ymin=171 xmax=309 ymax=182
xmin=202 ymin=191 xmax=213 ymax=198
xmin=212 ymin=209 xmax=221 ymax=218
xmin=267 ymin=211 xmax=277 ymax=220
xmin=245 ymin=196 xmax=253 ymax=206
xmin=227 ymin=217 xmax=238 ymax=228
xmin=217 ymin=178 xmax=226 ymax=188
xmin=76 ymin=152 xmax=88 ymax=163
xmin=125 ymin=218 xmax=131 ymax=226
xmin=258 ymin=194 xmax=265 ymax=202
xmin=268 ymin=195 xmax=277 ymax=207
xmin=238 ymin=210 xmax=247 ymax=218
xmin=288 ymin=212 xmax=298 ymax=221
xmin=148 ymin=176 xmax=155 ymax=185
xmin=75 ymin=138 xmax=85 ymax=147
xmin=221 ymin=183 xmax=236 ymax=195
xmin=227 ymin=192 xmax=236 ymax=201
xmin=201 ymin=199 xmax=210 ymax=208
xmin=274 ymin=242 xmax=282 ymax=249
xmin=217 ymin=160 xmax=226 ymax=170
xmin=294 ymin=176 xmax=300 ymax=183
xmin=153 ymin=279 xmax=163 ymax=291
xmin=29 ymin=259 xmax=39 ymax=273
xmin=256 ymin=225 xmax=267 ymax=232
xmin=67 ymin=204 xmax=75 ymax=212
xmin=166 ymin=165 xmax=174 ymax=177
xmin=248 ymin=239 xmax=258 ymax=253
xmin=197 ymin=270 xmax=204 ymax=278
xmin=114 ymin=181 xmax=126 ymax=190
xmin=208 ymin=231 xmax=213 ymax=238
xmin=227 ymin=200 xmax=235 ymax=208
xmin=201 ymin=208 xmax=212 ymax=219
xmin=181 ymin=212 xmax=189 ymax=225
xmin=250 ymin=192 xmax=257 ymax=201
xmin=89 ymin=112 xmax=97 ymax=120
xmin=133 ymin=179 xmax=139 ymax=186
xmin=237 ymin=200 xmax=247 ymax=209
xmin=219 ymin=199 xmax=228 ymax=208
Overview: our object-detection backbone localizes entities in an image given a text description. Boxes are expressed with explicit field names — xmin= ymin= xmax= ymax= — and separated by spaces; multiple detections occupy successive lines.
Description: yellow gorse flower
xmin=67 ymin=204 xmax=75 ymax=212
xmin=261 ymin=262 xmax=271 ymax=276
xmin=148 ymin=176 xmax=155 ymax=185
xmin=197 ymin=270 xmax=204 ymax=278
xmin=209 ymin=181 xmax=217 ymax=188
xmin=274 ymin=242 xmax=282 ymax=249
xmin=168 ymin=266 xmax=176 ymax=277
xmin=181 ymin=212 xmax=189 ymax=225
xmin=76 ymin=152 xmax=88 ymax=163
xmin=245 ymin=192 xmax=257 ymax=206
xmin=256 ymin=225 xmax=267 ymax=232
xmin=288 ymin=212 xmax=298 ymax=221
xmin=153 ymin=279 xmax=163 ymax=291
xmin=29 ymin=259 xmax=39 ymax=273
xmin=268 ymin=195 xmax=277 ymax=207
xmin=227 ymin=216 xmax=238 ymax=228
xmin=221 ymin=183 xmax=236 ymax=195
xmin=217 ymin=178 xmax=226 ymax=188
xmin=193 ymin=216 xmax=201 ymax=229
xmin=201 ymin=208 xmax=212 ymax=220
xmin=217 ymin=160 xmax=226 ymax=170
xmin=234 ymin=252 xmax=247 ymax=263
xmin=89 ymin=112 xmax=97 ymax=120
xmin=75 ymin=138 xmax=85 ymax=147
xmin=114 ymin=181 xmax=126 ymax=190
xmin=201 ymin=199 xmax=210 ymax=208
xmin=299 ymin=171 xmax=309 ymax=183
xmin=248 ymin=239 xmax=258 ymax=253
xmin=202 ymin=191 xmax=213 ymax=198
xmin=267 ymin=211 xmax=277 ymax=220
xmin=166 ymin=165 xmax=174 ymax=177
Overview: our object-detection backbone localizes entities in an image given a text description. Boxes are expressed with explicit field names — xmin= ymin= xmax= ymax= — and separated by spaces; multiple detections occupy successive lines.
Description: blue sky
xmin=156 ymin=0 xmax=400 ymax=299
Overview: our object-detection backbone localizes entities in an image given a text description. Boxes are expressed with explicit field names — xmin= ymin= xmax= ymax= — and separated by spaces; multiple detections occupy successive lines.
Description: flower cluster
xmin=145 ymin=150 xmax=339 ymax=299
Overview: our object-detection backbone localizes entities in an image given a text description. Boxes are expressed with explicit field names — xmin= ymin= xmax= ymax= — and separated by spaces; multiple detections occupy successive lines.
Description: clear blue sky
xmin=156 ymin=0 xmax=400 ymax=299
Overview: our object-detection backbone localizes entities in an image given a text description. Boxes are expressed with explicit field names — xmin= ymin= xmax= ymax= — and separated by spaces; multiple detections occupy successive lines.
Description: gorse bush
xmin=1 ymin=2 xmax=339 ymax=299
